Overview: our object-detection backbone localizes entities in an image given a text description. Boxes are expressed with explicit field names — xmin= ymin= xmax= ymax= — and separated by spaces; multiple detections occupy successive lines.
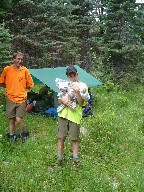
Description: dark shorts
xmin=57 ymin=117 xmax=80 ymax=140
xmin=6 ymin=97 xmax=26 ymax=118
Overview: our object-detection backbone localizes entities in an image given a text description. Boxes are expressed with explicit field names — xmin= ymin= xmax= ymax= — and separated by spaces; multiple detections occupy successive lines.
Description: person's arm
xmin=25 ymin=69 xmax=34 ymax=89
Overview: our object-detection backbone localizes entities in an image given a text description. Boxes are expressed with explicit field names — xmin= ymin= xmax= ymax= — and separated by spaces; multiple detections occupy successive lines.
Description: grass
xmin=0 ymin=84 xmax=144 ymax=192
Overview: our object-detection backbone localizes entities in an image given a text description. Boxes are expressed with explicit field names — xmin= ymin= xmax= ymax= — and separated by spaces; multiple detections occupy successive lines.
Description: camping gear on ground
xmin=26 ymin=103 xmax=34 ymax=112
xmin=88 ymin=88 xmax=93 ymax=107
xmin=82 ymin=107 xmax=93 ymax=117
xmin=45 ymin=107 xmax=58 ymax=117
xmin=27 ymin=89 xmax=54 ymax=114
xmin=82 ymin=88 xmax=93 ymax=117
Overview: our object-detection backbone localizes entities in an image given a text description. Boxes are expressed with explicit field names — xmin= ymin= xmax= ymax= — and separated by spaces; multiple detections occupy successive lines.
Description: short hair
xmin=66 ymin=65 xmax=77 ymax=76
xmin=13 ymin=52 xmax=23 ymax=59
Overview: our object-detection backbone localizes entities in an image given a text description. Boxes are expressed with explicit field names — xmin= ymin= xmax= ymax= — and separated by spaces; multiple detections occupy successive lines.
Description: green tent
xmin=29 ymin=65 xmax=102 ymax=93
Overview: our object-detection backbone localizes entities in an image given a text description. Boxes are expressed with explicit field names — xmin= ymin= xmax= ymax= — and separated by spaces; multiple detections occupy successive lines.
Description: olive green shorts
xmin=6 ymin=97 xmax=26 ymax=118
xmin=57 ymin=117 xmax=80 ymax=140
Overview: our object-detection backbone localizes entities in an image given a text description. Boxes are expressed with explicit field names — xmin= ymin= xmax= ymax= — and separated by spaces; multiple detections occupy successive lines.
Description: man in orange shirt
xmin=0 ymin=52 xmax=34 ymax=142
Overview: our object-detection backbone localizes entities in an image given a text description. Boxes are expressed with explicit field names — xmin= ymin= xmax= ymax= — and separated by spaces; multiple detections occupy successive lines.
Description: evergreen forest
xmin=0 ymin=0 xmax=144 ymax=84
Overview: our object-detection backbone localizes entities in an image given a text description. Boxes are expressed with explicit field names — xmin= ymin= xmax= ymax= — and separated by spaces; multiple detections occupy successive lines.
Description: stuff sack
xmin=82 ymin=107 xmax=93 ymax=117
xmin=26 ymin=103 xmax=34 ymax=112
xmin=45 ymin=107 xmax=58 ymax=117
xmin=32 ymin=99 xmax=50 ymax=113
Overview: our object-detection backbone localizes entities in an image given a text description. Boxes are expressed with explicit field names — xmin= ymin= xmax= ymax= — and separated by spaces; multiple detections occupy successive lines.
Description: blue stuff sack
xmin=45 ymin=107 xmax=58 ymax=117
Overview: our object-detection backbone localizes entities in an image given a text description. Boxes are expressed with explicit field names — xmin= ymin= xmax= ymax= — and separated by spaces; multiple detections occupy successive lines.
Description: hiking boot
xmin=6 ymin=132 xmax=10 ymax=139
xmin=15 ymin=129 xmax=29 ymax=138
xmin=15 ymin=129 xmax=21 ymax=138
xmin=72 ymin=155 xmax=79 ymax=167
xmin=24 ymin=129 xmax=29 ymax=137
xmin=20 ymin=131 xmax=28 ymax=143
xmin=9 ymin=134 xmax=16 ymax=142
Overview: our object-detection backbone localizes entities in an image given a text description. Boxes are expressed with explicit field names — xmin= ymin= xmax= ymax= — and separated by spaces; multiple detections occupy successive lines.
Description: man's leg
xmin=57 ymin=117 xmax=68 ymax=159
xmin=72 ymin=140 xmax=79 ymax=157
xmin=16 ymin=116 xmax=28 ymax=143
xmin=72 ymin=140 xmax=79 ymax=165
xmin=9 ymin=117 xmax=16 ymax=134
xmin=54 ymin=138 xmax=65 ymax=167
xmin=15 ymin=102 xmax=28 ymax=142
xmin=57 ymin=138 xmax=64 ymax=157
xmin=69 ymin=121 xmax=80 ymax=166
xmin=16 ymin=116 xmax=25 ymax=133
xmin=8 ymin=117 xmax=17 ymax=141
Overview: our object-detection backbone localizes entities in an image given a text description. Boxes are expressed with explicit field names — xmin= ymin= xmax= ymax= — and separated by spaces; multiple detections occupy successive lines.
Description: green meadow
xmin=0 ymin=84 xmax=144 ymax=192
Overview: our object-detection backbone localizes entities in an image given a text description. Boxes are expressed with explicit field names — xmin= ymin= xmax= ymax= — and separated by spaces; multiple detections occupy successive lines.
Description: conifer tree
xmin=0 ymin=24 xmax=13 ymax=73
xmin=0 ymin=0 xmax=12 ymax=23
xmin=4 ymin=0 xmax=95 ymax=69
xmin=1 ymin=0 xmax=144 ymax=83
xmin=91 ymin=0 xmax=144 ymax=81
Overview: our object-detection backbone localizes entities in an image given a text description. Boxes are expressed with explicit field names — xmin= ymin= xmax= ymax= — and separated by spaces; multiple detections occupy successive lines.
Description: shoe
xmin=15 ymin=129 xmax=21 ymax=138
xmin=20 ymin=131 xmax=28 ymax=143
xmin=9 ymin=134 xmax=16 ymax=142
xmin=6 ymin=132 xmax=10 ymax=138
xmin=24 ymin=130 xmax=29 ymax=137
xmin=15 ymin=129 xmax=29 ymax=138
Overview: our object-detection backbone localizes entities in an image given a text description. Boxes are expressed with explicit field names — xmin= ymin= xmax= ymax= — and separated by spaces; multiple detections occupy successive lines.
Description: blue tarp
xmin=29 ymin=65 xmax=102 ymax=93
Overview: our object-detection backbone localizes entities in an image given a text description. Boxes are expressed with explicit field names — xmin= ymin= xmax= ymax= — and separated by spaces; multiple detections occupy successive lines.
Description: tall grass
xmin=0 ymin=84 xmax=144 ymax=192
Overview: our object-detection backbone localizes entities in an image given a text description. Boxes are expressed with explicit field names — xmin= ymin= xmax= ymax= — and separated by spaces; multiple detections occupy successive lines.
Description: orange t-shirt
xmin=0 ymin=65 xmax=34 ymax=103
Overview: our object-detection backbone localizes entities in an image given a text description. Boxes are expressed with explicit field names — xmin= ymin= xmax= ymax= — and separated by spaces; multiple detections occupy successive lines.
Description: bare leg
xmin=72 ymin=140 xmax=79 ymax=166
xmin=16 ymin=117 xmax=25 ymax=132
xmin=9 ymin=117 xmax=16 ymax=134
xmin=57 ymin=138 xmax=64 ymax=156
xmin=72 ymin=140 xmax=79 ymax=157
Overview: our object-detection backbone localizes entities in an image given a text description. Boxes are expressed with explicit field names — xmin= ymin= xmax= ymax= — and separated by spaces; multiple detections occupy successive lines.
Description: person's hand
xmin=61 ymin=97 xmax=72 ymax=107
xmin=70 ymin=83 xmax=80 ymax=93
